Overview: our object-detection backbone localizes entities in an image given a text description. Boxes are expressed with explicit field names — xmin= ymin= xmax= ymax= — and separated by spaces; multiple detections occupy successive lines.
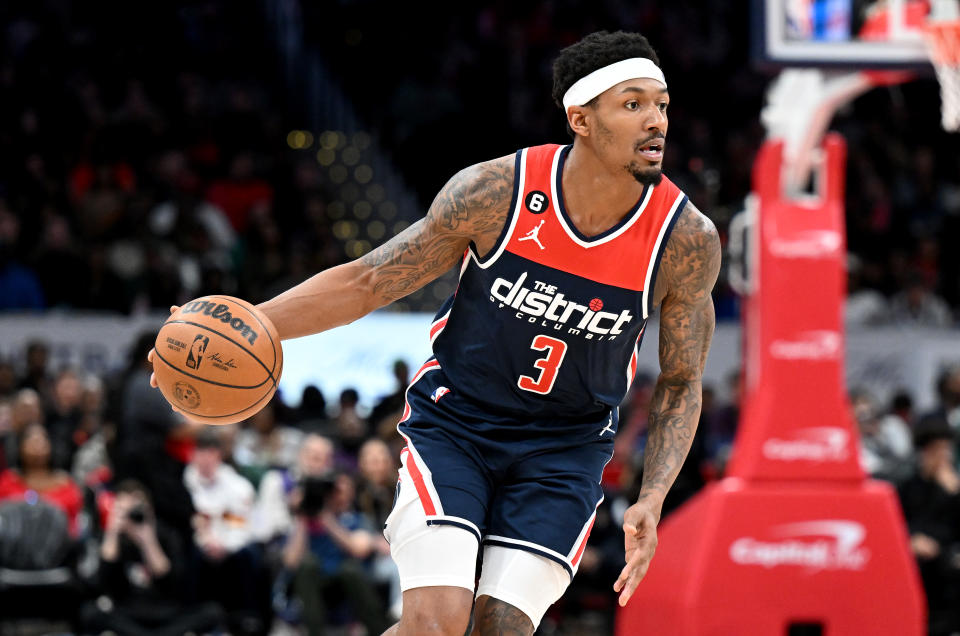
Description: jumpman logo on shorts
xmin=518 ymin=220 xmax=546 ymax=250
xmin=600 ymin=414 xmax=615 ymax=437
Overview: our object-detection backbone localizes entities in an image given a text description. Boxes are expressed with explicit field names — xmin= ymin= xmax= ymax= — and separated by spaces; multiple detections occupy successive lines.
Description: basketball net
xmin=925 ymin=19 xmax=960 ymax=130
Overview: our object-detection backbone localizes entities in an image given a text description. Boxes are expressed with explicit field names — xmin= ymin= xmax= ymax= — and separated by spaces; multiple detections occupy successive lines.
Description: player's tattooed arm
xmin=257 ymin=155 xmax=514 ymax=339
xmin=642 ymin=201 xmax=721 ymax=516
xmin=614 ymin=201 xmax=720 ymax=607
xmin=359 ymin=154 xmax=514 ymax=300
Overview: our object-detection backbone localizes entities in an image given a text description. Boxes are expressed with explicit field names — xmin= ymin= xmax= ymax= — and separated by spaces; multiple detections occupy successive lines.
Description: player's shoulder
xmin=670 ymin=199 xmax=719 ymax=249
xmin=437 ymin=153 xmax=516 ymax=217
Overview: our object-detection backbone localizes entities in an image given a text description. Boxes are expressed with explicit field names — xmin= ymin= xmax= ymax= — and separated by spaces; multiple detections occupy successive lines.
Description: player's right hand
xmin=147 ymin=305 xmax=180 ymax=389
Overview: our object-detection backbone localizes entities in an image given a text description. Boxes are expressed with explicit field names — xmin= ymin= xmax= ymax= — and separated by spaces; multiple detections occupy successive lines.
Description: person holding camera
xmin=80 ymin=479 xmax=223 ymax=636
xmin=280 ymin=470 xmax=390 ymax=635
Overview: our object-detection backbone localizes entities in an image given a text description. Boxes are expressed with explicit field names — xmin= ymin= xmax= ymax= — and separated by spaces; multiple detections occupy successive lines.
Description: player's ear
xmin=567 ymin=106 xmax=590 ymax=137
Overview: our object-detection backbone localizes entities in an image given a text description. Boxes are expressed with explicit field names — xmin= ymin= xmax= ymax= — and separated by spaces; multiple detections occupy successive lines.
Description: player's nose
xmin=643 ymin=106 xmax=667 ymax=134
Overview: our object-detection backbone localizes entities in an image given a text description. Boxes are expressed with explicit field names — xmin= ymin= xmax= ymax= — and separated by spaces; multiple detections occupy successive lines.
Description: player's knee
xmin=397 ymin=586 xmax=473 ymax=636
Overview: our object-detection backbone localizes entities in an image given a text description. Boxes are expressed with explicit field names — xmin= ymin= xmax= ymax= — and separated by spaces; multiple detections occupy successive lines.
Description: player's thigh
xmin=474 ymin=545 xmax=569 ymax=632
xmin=385 ymin=454 xmax=482 ymax=593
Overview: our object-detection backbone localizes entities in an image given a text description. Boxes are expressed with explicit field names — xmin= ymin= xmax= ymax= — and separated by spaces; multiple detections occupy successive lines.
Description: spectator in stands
xmin=32 ymin=214 xmax=87 ymax=309
xmin=876 ymin=390 xmax=915 ymax=470
xmin=114 ymin=333 xmax=197 ymax=538
xmin=281 ymin=471 xmax=390 ymax=635
xmin=0 ymin=423 xmax=83 ymax=534
xmin=184 ymin=428 xmax=268 ymax=635
xmin=253 ymin=433 xmax=335 ymax=545
xmin=845 ymin=253 xmax=889 ymax=326
xmin=0 ymin=204 xmax=44 ymax=311
xmin=333 ymin=389 xmax=368 ymax=469
xmin=888 ymin=272 xmax=953 ymax=328
xmin=355 ymin=438 xmax=397 ymax=530
xmin=234 ymin=397 xmax=304 ymax=485
xmin=853 ymin=389 xmax=912 ymax=483
xmin=205 ymin=151 xmax=274 ymax=233
xmin=45 ymin=368 xmax=84 ymax=471
xmin=80 ymin=479 xmax=224 ymax=635
xmin=369 ymin=360 xmax=409 ymax=436
xmin=355 ymin=437 xmax=402 ymax=618
xmin=18 ymin=340 xmax=51 ymax=398
xmin=2 ymin=388 xmax=43 ymax=469
xmin=296 ymin=385 xmax=329 ymax=431
xmin=0 ymin=360 xmax=16 ymax=400
xmin=922 ymin=365 xmax=960 ymax=432
xmin=899 ymin=417 xmax=960 ymax=635
xmin=72 ymin=374 xmax=111 ymax=487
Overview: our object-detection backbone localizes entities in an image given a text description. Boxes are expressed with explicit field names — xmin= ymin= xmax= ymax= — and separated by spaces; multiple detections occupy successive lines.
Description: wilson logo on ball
xmin=181 ymin=300 xmax=260 ymax=345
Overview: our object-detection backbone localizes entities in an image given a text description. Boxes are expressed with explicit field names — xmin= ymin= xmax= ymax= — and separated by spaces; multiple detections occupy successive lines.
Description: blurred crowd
xmin=0 ymin=1 xmax=344 ymax=316
xmin=1 ymin=1 xmax=960 ymax=323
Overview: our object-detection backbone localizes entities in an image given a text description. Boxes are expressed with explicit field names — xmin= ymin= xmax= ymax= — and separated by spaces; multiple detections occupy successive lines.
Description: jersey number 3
xmin=517 ymin=335 xmax=567 ymax=395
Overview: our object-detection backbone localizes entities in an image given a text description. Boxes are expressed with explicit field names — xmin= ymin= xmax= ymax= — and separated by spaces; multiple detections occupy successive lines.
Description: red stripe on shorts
xmin=400 ymin=445 xmax=437 ymax=516
xmin=571 ymin=515 xmax=597 ymax=567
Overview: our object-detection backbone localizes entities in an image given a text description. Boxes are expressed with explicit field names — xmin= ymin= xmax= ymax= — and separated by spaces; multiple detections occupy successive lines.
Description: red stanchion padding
xmin=617 ymin=479 xmax=925 ymax=636
xmin=728 ymin=135 xmax=862 ymax=483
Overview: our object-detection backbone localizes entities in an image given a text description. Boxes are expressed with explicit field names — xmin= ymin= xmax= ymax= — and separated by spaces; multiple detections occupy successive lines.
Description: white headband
xmin=562 ymin=57 xmax=667 ymax=110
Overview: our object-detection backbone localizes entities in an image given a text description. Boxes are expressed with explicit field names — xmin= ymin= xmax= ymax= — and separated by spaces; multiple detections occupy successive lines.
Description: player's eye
xmin=658 ymin=102 xmax=668 ymax=112
xmin=625 ymin=101 xmax=639 ymax=111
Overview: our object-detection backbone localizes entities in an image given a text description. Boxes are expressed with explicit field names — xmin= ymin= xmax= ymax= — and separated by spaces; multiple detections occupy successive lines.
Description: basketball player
xmin=151 ymin=30 xmax=720 ymax=635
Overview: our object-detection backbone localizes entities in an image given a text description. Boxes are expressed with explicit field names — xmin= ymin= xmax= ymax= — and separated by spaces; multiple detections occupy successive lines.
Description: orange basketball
xmin=153 ymin=295 xmax=283 ymax=425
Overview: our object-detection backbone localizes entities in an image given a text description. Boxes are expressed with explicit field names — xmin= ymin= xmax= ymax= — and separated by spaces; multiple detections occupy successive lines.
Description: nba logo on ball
xmin=186 ymin=334 xmax=209 ymax=370
xmin=174 ymin=381 xmax=201 ymax=409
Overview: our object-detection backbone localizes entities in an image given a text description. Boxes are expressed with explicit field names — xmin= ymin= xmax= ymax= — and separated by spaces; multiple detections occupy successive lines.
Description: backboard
xmin=752 ymin=0 xmax=939 ymax=68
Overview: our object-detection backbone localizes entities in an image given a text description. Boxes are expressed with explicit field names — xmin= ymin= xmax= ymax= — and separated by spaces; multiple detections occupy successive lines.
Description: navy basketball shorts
xmin=383 ymin=359 xmax=616 ymax=625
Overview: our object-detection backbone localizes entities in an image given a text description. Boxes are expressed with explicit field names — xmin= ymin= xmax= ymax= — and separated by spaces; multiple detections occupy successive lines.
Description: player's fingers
xmin=169 ymin=305 xmax=180 ymax=314
xmin=147 ymin=348 xmax=154 ymax=363
xmin=150 ymin=372 xmax=158 ymax=388
xmin=617 ymin=551 xmax=653 ymax=606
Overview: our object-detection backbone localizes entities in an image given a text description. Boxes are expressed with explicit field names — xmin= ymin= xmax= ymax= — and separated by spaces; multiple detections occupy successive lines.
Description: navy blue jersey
xmin=430 ymin=144 xmax=687 ymax=421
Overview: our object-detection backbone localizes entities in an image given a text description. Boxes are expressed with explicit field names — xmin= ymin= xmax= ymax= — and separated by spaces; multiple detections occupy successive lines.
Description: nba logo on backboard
xmin=186 ymin=334 xmax=209 ymax=370
xmin=431 ymin=386 xmax=451 ymax=403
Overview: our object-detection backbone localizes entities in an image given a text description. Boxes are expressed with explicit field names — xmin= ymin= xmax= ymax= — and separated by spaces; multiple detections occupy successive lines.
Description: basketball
xmin=152 ymin=295 xmax=283 ymax=425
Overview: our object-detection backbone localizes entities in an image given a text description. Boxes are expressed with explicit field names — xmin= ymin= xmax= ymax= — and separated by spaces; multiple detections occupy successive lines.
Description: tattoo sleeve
xmin=475 ymin=596 xmax=534 ymax=636
xmin=360 ymin=155 xmax=514 ymax=304
xmin=641 ymin=202 xmax=721 ymax=515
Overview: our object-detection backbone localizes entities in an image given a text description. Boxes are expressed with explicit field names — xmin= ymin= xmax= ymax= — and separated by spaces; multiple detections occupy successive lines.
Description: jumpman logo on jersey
xmin=518 ymin=220 xmax=546 ymax=250
xmin=600 ymin=414 xmax=615 ymax=437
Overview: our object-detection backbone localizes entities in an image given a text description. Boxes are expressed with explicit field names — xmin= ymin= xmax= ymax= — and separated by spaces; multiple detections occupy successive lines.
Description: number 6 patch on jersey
xmin=517 ymin=335 xmax=567 ymax=395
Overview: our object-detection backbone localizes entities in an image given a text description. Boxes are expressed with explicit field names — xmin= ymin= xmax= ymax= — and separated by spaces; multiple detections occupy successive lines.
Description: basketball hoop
xmin=925 ymin=20 xmax=960 ymax=131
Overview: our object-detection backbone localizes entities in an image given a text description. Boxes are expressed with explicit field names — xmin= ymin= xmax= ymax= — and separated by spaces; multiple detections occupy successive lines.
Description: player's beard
xmin=627 ymin=160 xmax=663 ymax=186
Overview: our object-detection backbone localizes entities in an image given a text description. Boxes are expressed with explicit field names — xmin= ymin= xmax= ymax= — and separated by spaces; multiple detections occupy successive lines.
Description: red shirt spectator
xmin=0 ymin=424 xmax=83 ymax=534
xmin=204 ymin=153 xmax=273 ymax=232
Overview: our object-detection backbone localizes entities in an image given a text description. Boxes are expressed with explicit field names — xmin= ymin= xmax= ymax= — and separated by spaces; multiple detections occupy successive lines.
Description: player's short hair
xmin=551 ymin=31 xmax=660 ymax=112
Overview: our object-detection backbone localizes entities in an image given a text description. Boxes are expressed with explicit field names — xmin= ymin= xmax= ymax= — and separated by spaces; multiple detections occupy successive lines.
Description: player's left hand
xmin=614 ymin=499 xmax=660 ymax=606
